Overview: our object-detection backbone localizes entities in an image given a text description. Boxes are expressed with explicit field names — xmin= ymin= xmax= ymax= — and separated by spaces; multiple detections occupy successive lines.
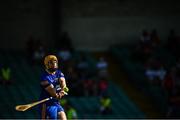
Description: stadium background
xmin=0 ymin=0 xmax=180 ymax=119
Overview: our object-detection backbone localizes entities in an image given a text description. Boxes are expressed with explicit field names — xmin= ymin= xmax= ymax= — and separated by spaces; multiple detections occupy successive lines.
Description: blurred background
xmin=0 ymin=0 xmax=180 ymax=119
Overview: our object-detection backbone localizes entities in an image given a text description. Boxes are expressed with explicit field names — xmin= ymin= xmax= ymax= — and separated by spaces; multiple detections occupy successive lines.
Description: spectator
xmin=99 ymin=94 xmax=112 ymax=115
xmin=82 ymin=77 xmax=97 ymax=96
xmin=0 ymin=65 xmax=12 ymax=85
xmin=98 ymin=77 xmax=108 ymax=96
xmin=144 ymin=57 xmax=166 ymax=85
xmin=57 ymin=48 xmax=72 ymax=63
xmin=76 ymin=54 xmax=90 ymax=78
xmin=96 ymin=57 xmax=109 ymax=78
xmin=65 ymin=101 xmax=78 ymax=119
xmin=57 ymin=47 xmax=73 ymax=72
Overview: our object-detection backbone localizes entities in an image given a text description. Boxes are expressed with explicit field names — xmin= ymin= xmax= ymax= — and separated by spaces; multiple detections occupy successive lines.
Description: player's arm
xmin=40 ymin=80 xmax=60 ymax=99
xmin=59 ymin=77 xmax=66 ymax=90
xmin=59 ymin=72 xmax=69 ymax=93
xmin=58 ymin=77 xmax=68 ymax=97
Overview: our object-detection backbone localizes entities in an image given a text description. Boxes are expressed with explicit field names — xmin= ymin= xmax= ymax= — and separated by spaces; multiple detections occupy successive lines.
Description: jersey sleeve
xmin=57 ymin=70 xmax=65 ymax=79
xmin=60 ymin=72 xmax=65 ymax=78
xmin=40 ymin=73 xmax=50 ymax=83
xmin=40 ymin=73 xmax=52 ymax=89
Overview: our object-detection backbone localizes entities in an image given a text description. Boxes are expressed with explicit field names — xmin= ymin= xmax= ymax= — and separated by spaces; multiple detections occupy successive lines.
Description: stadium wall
xmin=0 ymin=0 xmax=180 ymax=51
xmin=0 ymin=0 xmax=53 ymax=50
xmin=62 ymin=16 xmax=180 ymax=51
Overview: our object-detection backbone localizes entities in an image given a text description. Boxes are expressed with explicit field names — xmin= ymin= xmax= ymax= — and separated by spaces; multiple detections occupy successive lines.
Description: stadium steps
xmin=110 ymin=46 xmax=172 ymax=116
xmin=109 ymin=82 xmax=144 ymax=118
xmin=92 ymin=51 xmax=162 ymax=118
xmin=0 ymin=51 xmax=40 ymax=119
xmin=68 ymin=96 xmax=123 ymax=119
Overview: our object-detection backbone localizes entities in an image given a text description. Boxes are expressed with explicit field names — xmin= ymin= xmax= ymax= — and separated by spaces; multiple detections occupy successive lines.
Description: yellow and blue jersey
xmin=40 ymin=69 xmax=65 ymax=105
xmin=39 ymin=69 xmax=65 ymax=119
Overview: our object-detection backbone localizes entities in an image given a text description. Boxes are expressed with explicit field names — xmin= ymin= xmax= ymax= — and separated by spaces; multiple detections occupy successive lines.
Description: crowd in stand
xmin=132 ymin=29 xmax=180 ymax=118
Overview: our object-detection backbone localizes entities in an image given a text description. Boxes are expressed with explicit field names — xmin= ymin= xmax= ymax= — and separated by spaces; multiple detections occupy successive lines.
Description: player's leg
xmin=39 ymin=103 xmax=47 ymax=119
xmin=57 ymin=104 xmax=67 ymax=120
xmin=58 ymin=111 xmax=67 ymax=120
xmin=46 ymin=106 xmax=58 ymax=119
xmin=46 ymin=104 xmax=67 ymax=119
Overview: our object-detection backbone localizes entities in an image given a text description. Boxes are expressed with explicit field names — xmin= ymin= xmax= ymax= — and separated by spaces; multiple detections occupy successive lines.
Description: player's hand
xmin=58 ymin=91 xmax=66 ymax=99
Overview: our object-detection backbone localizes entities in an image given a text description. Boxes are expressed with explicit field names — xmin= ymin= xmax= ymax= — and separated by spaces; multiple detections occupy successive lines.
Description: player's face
xmin=48 ymin=60 xmax=58 ymax=69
